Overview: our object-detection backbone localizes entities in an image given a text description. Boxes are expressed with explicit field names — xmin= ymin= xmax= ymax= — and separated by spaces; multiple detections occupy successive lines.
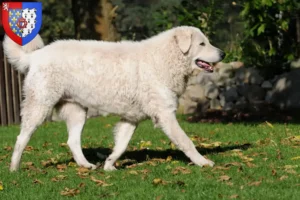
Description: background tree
xmin=239 ymin=0 xmax=300 ymax=77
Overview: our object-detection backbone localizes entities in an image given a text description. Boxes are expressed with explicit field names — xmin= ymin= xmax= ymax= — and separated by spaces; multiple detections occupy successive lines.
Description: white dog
xmin=3 ymin=26 xmax=225 ymax=171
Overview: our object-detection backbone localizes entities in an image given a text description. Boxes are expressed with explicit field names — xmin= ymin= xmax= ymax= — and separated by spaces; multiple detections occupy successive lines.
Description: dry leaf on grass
xmin=279 ymin=175 xmax=288 ymax=181
xmin=4 ymin=146 xmax=12 ymax=151
xmin=24 ymin=162 xmax=34 ymax=167
xmin=25 ymin=146 xmax=34 ymax=151
xmin=128 ymin=170 xmax=138 ymax=175
xmin=200 ymin=142 xmax=222 ymax=149
xmin=212 ymin=166 xmax=230 ymax=171
xmin=90 ymin=176 xmax=112 ymax=187
xmin=51 ymin=175 xmax=67 ymax=182
xmin=139 ymin=141 xmax=152 ymax=149
xmin=229 ymin=194 xmax=239 ymax=199
xmin=219 ymin=175 xmax=231 ymax=181
xmin=33 ymin=179 xmax=43 ymax=184
xmin=56 ymin=164 xmax=67 ymax=172
xmin=248 ymin=181 xmax=261 ymax=186
xmin=60 ymin=188 xmax=80 ymax=197
xmin=152 ymin=178 xmax=170 ymax=185
xmin=224 ymin=162 xmax=241 ymax=167
xmin=291 ymin=156 xmax=300 ymax=160
xmin=166 ymin=156 xmax=172 ymax=162
xmin=59 ymin=143 xmax=68 ymax=147
xmin=265 ymin=121 xmax=274 ymax=128
xmin=172 ymin=167 xmax=191 ymax=175
xmin=68 ymin=162 xmax=77 ymax=167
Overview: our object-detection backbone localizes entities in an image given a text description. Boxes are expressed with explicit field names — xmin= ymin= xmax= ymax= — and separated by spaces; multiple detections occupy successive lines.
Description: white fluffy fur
xmin=3 ymin=26 xmax=224 ymax=171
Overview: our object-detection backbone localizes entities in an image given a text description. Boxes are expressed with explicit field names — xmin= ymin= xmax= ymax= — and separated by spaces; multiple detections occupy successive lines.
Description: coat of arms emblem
xmin=2 ymin=2 xmax=42 ymax=46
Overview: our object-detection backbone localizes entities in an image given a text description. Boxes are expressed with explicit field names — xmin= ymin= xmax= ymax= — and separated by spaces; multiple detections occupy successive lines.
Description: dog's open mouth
xmin=196 ymin=59 xmax=213 ymax=73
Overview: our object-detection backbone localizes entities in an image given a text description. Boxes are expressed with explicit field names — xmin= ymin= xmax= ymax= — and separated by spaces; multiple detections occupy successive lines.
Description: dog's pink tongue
xmin=197 ymin=61 xmax=213 ymax=72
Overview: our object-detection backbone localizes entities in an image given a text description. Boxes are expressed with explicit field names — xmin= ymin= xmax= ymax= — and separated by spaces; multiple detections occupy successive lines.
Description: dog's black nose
xmin=220 ymin=51 xmax=226 ymax=59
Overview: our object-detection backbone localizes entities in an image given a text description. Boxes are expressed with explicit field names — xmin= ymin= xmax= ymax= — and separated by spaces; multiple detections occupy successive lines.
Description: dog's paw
xmin=80 ymin=163 xmax=97 ymax=170
xmin=103 ymin=164 xmax=117 ymax=171
xmin=199 ymin=159 xmax=215 ymax=167
xmin=203 ymin=159 xmax=215 ymax=167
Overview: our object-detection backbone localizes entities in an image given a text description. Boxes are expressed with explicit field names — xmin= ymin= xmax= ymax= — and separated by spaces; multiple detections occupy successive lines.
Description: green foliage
xmin=240 ymin=0 xmax=300 ymax=76
xmin=40 ymin=0 xmax=74 ymax=44
xmin=112 ymin=0 xmax=243 ymax=59
xmin=152 ymin=0 xmax=225 ymax=39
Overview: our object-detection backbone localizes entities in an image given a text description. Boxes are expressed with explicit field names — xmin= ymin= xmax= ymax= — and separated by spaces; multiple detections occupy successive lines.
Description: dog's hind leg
xmin=10 ymin=101 xmax=53 ymax=171
xmin=104 ymin=121 xmax=136 ymax=171
xmin=57 ymin=102 xmax=96 ymax=169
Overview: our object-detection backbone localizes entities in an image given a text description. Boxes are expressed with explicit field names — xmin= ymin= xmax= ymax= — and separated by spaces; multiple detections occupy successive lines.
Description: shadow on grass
xmin=73 ymin=143 xmax=252 ymax=167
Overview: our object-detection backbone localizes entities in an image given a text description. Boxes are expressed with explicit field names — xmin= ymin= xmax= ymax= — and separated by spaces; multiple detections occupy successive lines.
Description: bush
xmin=240 ymin=0 xmax=300 ymax=77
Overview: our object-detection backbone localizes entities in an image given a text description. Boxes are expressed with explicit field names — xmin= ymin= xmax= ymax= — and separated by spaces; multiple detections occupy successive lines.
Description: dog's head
xmin=174 ymin=26 xmax=225 ymax=73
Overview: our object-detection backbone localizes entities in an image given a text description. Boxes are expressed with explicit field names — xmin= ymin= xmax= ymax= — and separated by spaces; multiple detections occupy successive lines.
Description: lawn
xmin=0 ymin=115 xmax=300 ymax=200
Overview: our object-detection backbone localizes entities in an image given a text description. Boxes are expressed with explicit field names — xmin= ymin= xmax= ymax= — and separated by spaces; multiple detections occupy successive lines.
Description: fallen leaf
xmin=219 ymin=175 xmax=231 ymax=181
xmin=56 ymin=164 xmax=67 ymax=172
xmin=272 ymin=169 xmax=277 ymax=176
xmin=285 ymin=169 xmax=297 ymax=174
xmin=128 ymin=170 xmax=138 ymax=175
xmin=265 ymin=121 xmax=274 ymax=128
xmin=76 ymin=167 xmax=90 ymax=173
xmin=224 ymin=162 xmax=241 ymax=167
xmin=139 ymin=141 xmax=152 ymax=149
xmin=33 ymin=179 xmax=43 ymax=184
xmin=291 ymin=135 xmax=300 ymax=142
xmin=4 ymin=146 xmax=12 ymax=151
xmin=166 ymin=156 xmax=172 ymax=162
xmin=0 ymin=182 xmax=3 ymax=191
xmin=245 ymin=162 xmax=256 ymax=168
xmin=24 ymin=162 xmax=34 ymax=167
xmin=152 ymin=178 xmax=169 ymax=185
xmin=170 ymin=142 xmax=176 ymax=150
xmin=68 ymin=162 xmax=77 ymax=167
xmin=41 ymin=160 xmax=52 ymax=167
xmin=51 ymin=175 xmax=67 ymax=182
xmin=60 ymin=188 xmax=80 ymax=196
xmin=153 ymin=178 xmax=163 ymax=185
xmin=279 ymin=175 xmax=288 ymax=181
xmin=212 ymin=166 xmax=230 ymax=171
xmin=200 ymin=142 xmax=222 ymax=149
xmin=291 ymin=156 xmax=300 ymax=160
xmin=248 ymin=181 xmax=261 ymax=186
xmin=172 ymin=167 xmax=191 ymax=175
xmin=25 ymin=146 xmax=34 ymax=151
xmin=78 ymin=183 xmax=85 ymax=188
xmin=90 ymin=176 xmax=112 ymax=187
xmin=59 ymin=143 xmax=68 ymax=147
xmin=229 ymin=194 xmax=239 ymax=199
xmin=283 ymin=165 xmax=298 ymax=169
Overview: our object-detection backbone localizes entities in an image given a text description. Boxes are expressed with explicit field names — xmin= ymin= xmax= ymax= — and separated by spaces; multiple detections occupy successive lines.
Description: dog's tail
xmin=3 ymin=34 xmax=44 ymax=73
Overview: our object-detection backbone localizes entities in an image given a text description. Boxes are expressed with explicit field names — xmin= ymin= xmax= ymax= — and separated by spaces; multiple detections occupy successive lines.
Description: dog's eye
xmin=200 ymin=42 xmax=205 ymax=46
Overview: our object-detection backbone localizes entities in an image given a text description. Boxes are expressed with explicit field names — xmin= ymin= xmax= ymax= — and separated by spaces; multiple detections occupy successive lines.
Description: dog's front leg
xmin=158 ymin=112 xmax=214 ymax=167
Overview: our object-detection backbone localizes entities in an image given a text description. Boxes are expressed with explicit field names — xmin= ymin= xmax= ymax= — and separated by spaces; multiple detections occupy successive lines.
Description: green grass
xmin=0 ymin=116 xmax=300 ymax=200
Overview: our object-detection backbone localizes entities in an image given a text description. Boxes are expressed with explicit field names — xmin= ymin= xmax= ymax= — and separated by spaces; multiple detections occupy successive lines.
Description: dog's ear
xmin=174 ymin=28 xmax=192 ymax=54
